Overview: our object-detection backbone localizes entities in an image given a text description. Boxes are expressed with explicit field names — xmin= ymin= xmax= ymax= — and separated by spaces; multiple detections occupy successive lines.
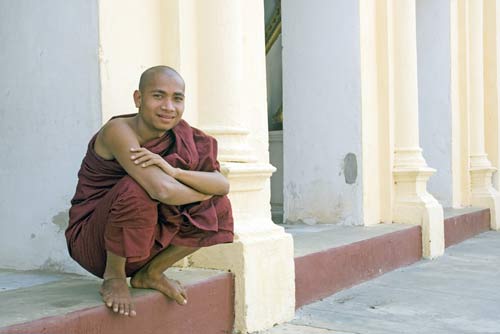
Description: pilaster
xmin=180 ymin=1 xmax=296 ymax=332
xmin=388 ymin=0 xmax=444 ymax=258
xmin=466 ymin=0 xmax=500 ymax=230
xmin=484 ymin=0 xmax=500 ymax=190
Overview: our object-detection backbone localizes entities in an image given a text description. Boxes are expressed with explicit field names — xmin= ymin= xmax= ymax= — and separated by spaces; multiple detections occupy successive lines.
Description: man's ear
xmin=133 ymin=90 xmax=141 ymax=108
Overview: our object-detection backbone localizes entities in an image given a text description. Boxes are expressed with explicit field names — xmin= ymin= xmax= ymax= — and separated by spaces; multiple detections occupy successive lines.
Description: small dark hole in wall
xmin=344 ymin=153 xmax=357 ymax=184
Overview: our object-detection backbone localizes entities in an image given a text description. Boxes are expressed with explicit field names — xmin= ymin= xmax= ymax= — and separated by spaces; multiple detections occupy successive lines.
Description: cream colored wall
xmin=188 ymin=2 xmax=295 ymax=330
xmin=360 ymin=0 xmax=381 ymax=226
xmin=360 ymin=0 xmax=445 ymax=256
xmin=98 ymin=0 xmax=201 ymax=125
xmin=450 ymin=0 xmax=470 ymax=208
xmin=360 ymin=0 xmax=392 ymax=226
xmin=484 ymin=0 xmax=500 ymax=189
xmin=376 ymin=0 xmax=393 ymax=225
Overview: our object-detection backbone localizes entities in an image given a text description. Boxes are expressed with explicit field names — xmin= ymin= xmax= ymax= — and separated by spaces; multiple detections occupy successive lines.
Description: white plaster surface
xmin=281 ymin=0 xmax=363 ymax=225
xmin=416 ymin=0 xmax=453 ymax=207
xmin=0 ymin=0 xmax=101 ymax=272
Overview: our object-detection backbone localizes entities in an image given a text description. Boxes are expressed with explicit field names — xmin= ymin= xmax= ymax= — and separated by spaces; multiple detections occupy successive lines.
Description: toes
xmin=113 ymin=301 xmax=120 ymax=313
xmin=119 ymin=303 xmax=125 ymax=315
xmin=174 ymin=291 xmax=187 ymax=305
xmin=180 ymin=290 xmax=188 ymax=304
xmin=102 ymin=296 xmax=113 ymax=308
xmin=123 ymin=303 xmax=130 ymax=316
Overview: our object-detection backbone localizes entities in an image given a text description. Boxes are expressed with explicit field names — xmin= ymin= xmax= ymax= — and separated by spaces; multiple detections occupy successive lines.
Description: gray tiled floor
xmin=261 ymin=231 xmax=500 ymax=334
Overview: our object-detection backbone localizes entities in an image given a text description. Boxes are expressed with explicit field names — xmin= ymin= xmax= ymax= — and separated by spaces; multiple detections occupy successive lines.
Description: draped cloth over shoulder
xmin=66 ymin=116 xmax=233 ymax=277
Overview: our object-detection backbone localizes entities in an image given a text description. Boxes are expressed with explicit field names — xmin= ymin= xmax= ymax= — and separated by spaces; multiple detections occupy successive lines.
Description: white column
xmin=467 ymin=0 xmax=500 ymax=230
xmin=388 ymin=0 xmax=444 ymax=258
xmin=182 ymin=1 xmax=295 ymax=332
xmin=484 ymin=0 xmax=500 ymax=190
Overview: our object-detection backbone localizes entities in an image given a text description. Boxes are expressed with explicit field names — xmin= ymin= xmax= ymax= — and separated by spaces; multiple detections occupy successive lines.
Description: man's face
xmin=134 ymin=73 xmax=185 ymax=133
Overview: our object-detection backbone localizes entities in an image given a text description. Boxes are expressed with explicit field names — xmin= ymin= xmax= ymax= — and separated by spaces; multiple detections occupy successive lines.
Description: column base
xmin=188 ymin=161 xmax=294 ymax=332
xmin=189 ymin=228 xmax=295 ymax=333
xmin=393 ymin=167 xmax=445 ymax=258
xmin=470 ymin=164 xmax=500 ymax=230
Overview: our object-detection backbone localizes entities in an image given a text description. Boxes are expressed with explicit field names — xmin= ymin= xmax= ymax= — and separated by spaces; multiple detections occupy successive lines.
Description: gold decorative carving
xmin=265 ymin=0 xmax=281 ymax=54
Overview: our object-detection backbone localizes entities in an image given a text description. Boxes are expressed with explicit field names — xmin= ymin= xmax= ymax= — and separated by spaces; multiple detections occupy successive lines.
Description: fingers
xmin=130 ymin=147 xmax=149 ymax=153
xmin=132 ymin=155 xmax=154 ymax=165
xmin=130 ymin=148 xmax=149 ymax=160
xmin=130 ymin=148 xmax=163 ymax=168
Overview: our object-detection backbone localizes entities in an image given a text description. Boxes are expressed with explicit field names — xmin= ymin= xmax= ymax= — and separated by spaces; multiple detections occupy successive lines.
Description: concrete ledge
xmin=444 ymin=208 xmax=490 ymax=248
xmin=0 ymin=268 xmax=234 ymax=334
xmin=1 ymin=208 xmax=488 ymax=333
xmin=294 ymin=226 xmax=422 ymax=309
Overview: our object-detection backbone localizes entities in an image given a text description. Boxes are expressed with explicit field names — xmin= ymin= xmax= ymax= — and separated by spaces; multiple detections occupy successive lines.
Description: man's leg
xmin=101 ymin=245 xmax=198 ymax=317
xmin=130 ymin=245 xmax=199 ymax=305
xmin=71 ymin=175 xmax=201 ymax=316
xmin=71 ymin=176 xmax=159 ymax=317
xmin=100 ymin=251 xmax=135 ymax=316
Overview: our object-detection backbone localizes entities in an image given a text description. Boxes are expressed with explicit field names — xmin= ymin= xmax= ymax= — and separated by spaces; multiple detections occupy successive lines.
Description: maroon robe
xmin=66 ymin=116 xmax=233 ymax=277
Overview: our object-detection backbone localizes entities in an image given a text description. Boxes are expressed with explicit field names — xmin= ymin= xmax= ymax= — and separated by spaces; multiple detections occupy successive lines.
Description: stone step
xmin=0 ymin=207 xmax=489 ymax=333
xmin=443 ymin=207 xmax=490 ymax=247
xmin=288 ymin=207 xmax=490 ymax=308
xmin=288 ymin=223 xmax=422 ymax=308
xmin=0 ymin=268 xmax=234 ymax=334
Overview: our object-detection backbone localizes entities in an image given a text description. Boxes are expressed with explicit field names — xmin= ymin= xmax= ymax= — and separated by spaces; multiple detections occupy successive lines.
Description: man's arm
xmin=171 ymin=169 xmax=229 ymax=196
xmin=129 ymin=147 xmax=229 ymax=196
xmin=98 ymin=120 xmax=211 ymax=205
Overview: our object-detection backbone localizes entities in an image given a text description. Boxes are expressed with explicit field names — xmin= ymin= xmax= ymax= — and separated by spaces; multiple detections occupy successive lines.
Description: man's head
xmin=138 ymin=65 xmax=185 ymax=93
xmin=134 ymin=66 xmax=185 ymax=133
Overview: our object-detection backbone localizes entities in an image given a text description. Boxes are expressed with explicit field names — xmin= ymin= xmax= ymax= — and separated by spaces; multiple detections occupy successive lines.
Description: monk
xmin=66 ymin=66 xmax=233 ymax=317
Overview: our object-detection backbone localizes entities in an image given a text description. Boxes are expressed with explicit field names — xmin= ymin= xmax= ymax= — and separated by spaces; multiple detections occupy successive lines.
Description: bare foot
xmin=99 ymin=278 xmax=137 ymax=317
xmin=131 ymin=270 xmax=187 ymax=305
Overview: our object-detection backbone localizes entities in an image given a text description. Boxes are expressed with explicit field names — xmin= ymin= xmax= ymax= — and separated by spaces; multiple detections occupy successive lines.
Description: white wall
xmin=416 ymin=0 xmax=452 ymax=207
xmin=281 ymin=0 xmax=363 ymax=225
xmin=0 ymin=0 xmax=101 ymax=272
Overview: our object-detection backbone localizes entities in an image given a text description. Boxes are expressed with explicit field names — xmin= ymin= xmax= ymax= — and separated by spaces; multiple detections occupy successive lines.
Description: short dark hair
xmin=138 ymin=65 xmax=185 ymax=92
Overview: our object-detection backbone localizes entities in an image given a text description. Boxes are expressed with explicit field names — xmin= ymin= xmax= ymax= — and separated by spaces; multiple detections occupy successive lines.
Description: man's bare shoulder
xmin=95 ymin=118 xmax=138 ymax=160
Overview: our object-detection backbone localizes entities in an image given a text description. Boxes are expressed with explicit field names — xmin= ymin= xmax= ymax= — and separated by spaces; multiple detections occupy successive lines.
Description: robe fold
xmin=66 ymin=115 xmax=233 ymax=277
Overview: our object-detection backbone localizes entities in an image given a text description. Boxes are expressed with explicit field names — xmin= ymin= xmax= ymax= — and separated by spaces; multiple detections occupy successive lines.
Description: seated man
xmin=66 ymin=65 xmax=233 ymax=317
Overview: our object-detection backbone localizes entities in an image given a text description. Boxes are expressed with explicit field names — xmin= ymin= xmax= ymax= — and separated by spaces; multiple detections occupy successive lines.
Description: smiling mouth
xmin=157 ymin=114 xmax=175 ymax=121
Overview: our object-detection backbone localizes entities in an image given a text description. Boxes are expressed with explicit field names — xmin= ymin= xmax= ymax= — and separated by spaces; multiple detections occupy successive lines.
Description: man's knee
xmin=108 ymin=176 xmax=158 ymax=227
xmin=103 ymin=176 xmax=159 ymax=264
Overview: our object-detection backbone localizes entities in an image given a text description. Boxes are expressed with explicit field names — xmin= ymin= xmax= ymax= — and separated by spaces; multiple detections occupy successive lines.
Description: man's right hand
xmin=96 ymin=118 xmax=213 ymax=205
xmin=130 ymin=147 xmax=177 ymax=176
